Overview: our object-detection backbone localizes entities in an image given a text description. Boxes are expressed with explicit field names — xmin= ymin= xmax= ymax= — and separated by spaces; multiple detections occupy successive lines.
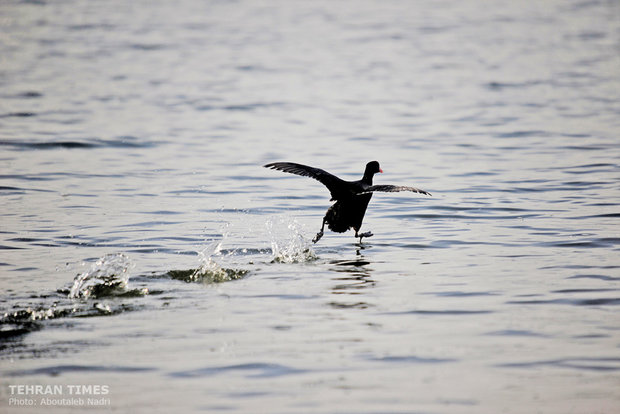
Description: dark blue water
xmin=1 ymin=0 xmax=619 ymax=412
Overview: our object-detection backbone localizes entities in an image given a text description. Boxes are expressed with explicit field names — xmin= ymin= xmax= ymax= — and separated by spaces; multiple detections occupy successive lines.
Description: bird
xmin=263 ymin=161 xmax=431 ymax=243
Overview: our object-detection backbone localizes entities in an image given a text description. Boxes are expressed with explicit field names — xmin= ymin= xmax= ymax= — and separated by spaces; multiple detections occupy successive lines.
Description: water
xmin=1 ymin=0 xmax=619 ymax=412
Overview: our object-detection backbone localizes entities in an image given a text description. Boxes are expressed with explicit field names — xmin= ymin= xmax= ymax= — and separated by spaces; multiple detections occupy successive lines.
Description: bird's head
xmin=366 ymin=161 xmax=383 ymax=175
xmin=363 ymin=161 xmax=383 ymax=183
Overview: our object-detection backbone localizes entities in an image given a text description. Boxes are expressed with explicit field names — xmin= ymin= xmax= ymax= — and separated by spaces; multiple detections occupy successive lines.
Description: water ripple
xmin=364 ymin=354 xmax=457 ymax=364
xmin=498 ymin=357 xmax=620 ymax=372
xmin=386 ymin=309 xmax=493 ymax=316
xmin=0 ymin=137 xmax=158 ymax=150
xmin=169 ymin=363 xmax=307 ymax=379
xmin=9 ymin=364 xmax=155 ymax=377
xmin=507 ymin=298 xmax=620 ymax=306
xmin=485 ymin=330 xmax=550 ymax=338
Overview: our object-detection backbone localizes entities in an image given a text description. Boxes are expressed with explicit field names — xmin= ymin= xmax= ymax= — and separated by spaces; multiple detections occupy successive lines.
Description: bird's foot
xmin=357 ymin=231 xmax=373 ymax=243
xmin=312 ymin=230 xmax=324 ymax=244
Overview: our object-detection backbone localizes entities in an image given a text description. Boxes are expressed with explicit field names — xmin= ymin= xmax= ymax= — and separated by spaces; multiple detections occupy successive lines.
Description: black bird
xmin=264 ymin=161 xmax=431 ymax=243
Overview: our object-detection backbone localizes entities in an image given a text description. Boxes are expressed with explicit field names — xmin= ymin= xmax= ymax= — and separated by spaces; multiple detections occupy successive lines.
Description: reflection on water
xmin=1 ymin=0 xmax=619 ymax=412
xmin=329 ymin=258 xmax=376 ymax=309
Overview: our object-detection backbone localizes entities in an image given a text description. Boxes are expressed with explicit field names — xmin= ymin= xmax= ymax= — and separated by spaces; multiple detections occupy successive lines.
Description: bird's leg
xmin=312 ymin=230 xmax=324 ymax=243
xmin=312 ymin=219 xmax=326 ymax=243
xmin=354 ymin=229 xmax=374 ymax=243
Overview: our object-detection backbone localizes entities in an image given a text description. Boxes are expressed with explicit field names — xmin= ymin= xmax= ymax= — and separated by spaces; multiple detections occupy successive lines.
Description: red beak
xmin=379 ymin=168 xmax=383 ymax=173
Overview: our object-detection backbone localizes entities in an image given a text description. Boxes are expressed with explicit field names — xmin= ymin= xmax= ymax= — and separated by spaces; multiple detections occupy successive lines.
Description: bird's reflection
xmin=328 ymin=256 xmax=375 ymax=309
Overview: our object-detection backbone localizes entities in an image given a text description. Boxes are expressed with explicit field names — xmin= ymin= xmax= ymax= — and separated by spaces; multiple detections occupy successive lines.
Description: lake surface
xmin=1 ymin=0 xmax=619 ymax=412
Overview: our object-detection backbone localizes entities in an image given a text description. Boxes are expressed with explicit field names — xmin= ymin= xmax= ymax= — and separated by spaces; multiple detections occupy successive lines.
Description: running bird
xmin=264 ymin=161 xmax=431 ymax=243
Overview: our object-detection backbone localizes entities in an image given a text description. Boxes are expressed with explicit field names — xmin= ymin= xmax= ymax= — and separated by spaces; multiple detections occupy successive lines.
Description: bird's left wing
xmin=263 ymin=162 xmax=349 ymax=200
xmin=359 ymin=185 xmax=432 ymax=196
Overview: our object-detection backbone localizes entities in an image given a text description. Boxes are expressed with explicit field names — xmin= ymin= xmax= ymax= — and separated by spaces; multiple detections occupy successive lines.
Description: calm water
xmin=1 ymin=0 xmax=620 ymax=412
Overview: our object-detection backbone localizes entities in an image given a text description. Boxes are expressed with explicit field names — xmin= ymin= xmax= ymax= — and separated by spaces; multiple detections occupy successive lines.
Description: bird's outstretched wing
xmin=360 ymin=185 xmax=431 ymax=196
xmin=264 ymin=162 xmax=348 ymax=200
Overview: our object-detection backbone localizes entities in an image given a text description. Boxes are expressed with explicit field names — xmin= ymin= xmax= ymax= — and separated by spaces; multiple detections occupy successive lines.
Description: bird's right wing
xmin=361 ymin=185 xmax=432 ymax=196
xmin=264 ymin=162 xmax=348 ymax=200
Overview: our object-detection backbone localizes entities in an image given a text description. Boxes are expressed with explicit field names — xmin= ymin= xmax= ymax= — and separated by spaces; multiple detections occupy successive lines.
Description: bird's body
xmin=325 ymin=191 xmax=372 ymax=234
xmin=264 ymin=161 xmax=430 ymax=243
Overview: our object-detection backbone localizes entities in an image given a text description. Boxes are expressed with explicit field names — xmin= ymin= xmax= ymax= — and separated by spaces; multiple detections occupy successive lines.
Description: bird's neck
xmin=362 ymin=173 xmax=374 ymax=185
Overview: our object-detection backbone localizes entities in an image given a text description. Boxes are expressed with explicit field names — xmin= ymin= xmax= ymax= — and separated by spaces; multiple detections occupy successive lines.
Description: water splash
xmin=69 ymin=253 xmax=136 ymax=299
xmin=0 ymin=254 xmax=143 ymax=339
xmin=265 ymin=216 xmax=317 ymax=263
xmin=167 ymin=241 xmax=248 ymax=283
